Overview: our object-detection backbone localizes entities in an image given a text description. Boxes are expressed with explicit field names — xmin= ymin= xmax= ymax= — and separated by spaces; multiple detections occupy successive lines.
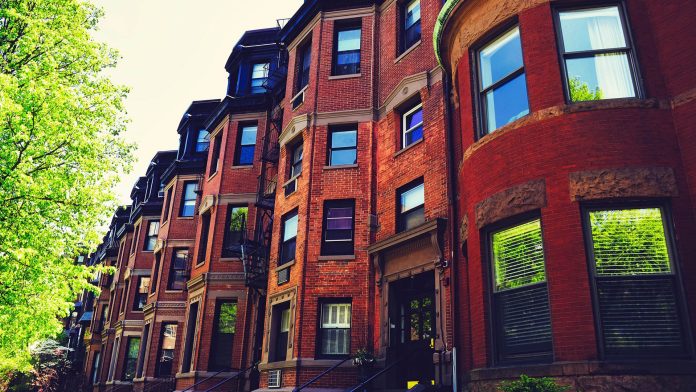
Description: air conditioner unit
xmin=268 ymin=369 xmax=282 ymax=388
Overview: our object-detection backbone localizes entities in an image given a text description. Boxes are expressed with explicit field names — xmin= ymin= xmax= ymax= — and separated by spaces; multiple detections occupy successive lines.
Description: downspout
xmin=434 ymin=0 xmax=463 ymax=390
xmin=296 ymin=9 xmax=325 ymax=387
xmin=368 ymin=3 xmax=379 ymax=355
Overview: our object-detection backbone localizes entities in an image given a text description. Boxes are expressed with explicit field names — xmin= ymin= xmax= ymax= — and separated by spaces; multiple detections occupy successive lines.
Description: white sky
xmin=92 ymin=0 xmax=303 ymax=204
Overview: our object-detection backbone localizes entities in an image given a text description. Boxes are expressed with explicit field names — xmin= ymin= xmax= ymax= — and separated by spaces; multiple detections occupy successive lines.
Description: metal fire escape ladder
xmin=241 ymin=48 xmax=286 ymax=291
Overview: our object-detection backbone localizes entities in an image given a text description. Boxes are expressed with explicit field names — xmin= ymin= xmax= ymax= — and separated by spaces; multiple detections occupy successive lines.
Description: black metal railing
xmin=343 ymin=349 xmax=422 ymax=392
xmin=201 ymin=363 xmax=258 ymax=392
xmin=179 ymin=368 xmax=232 ymax=392
xmin=293 ymin=357 xmax=352 ymax=392
xmin=142 ymin=377 xmax=175 ymax=392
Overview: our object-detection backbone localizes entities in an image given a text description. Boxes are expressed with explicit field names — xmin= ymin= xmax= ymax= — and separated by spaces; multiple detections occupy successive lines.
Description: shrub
xmin=498 ymin=374 xmax=571 ymax=392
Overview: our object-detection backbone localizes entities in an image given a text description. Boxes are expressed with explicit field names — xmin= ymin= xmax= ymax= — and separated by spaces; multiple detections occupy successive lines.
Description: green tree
xmin=568 ymin=77 xmax=603 ymax=102
xmin=0 ymin=0 xmax=132 ymax=375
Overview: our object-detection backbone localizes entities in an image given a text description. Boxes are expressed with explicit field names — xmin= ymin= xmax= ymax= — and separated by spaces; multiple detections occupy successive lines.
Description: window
xmin=156 ymin=323 xmax=178 ymax=377
xmin=107 ymin=337 xmax=119 ymax=381
xmin=285 ymin=142 xmax=303 ymax=196
xmin=162 ymin=187 xmax=172 ymax=222
xmin=401 ymin=102 xmax=423 ymax=148
xmin=150 ymin=254 xmax=161 ymax=294
xmin=476 ymin=26 xmax=529 ymax=135
xmin=197 ymin=213 xmax=211 ymax=264
xmin=397 ymin=180 xmax=424 ymax=232
xmin=333 ymin=22 xmax=361 ymax=76
xmin=222 ymin=206 xmax=248 ymax=257
xmin=180 ymin=181 xmax=197 ymax=217
xmin=144 ymin=221 xmax=159 ymax=251
xmin=328 ymin=126 xmax=357 ymax=166
xmin=133 ymin=276 xmax=150 ymax=311
xmin=157 ymin=182 xmax=165 ymax=198
xmin=280 ymin=211 xmax=298 ymax=265
xmin=319 ymin=302 xmax=351 ymax=357
xmin=209 ymin=133 xmax=222 ymax=175
xmin=270 ymin=303 xmax=291 ymax=362
xmin=91 ymin=351 xmax=101 ymax=384
xmin=209 ymin=300 xmax=237 ymax=371
xmin=130 ymin=224 xmax=140 ymax=255
xmin=196 ymin=129 xmax=210 ymax=152
xmin=321 ymin=200 xmax=355 ymax=256
xmin=250 ymin=62 xmax=269 ymax=94
xmin=556 ymin=5 xmax=638 ymax=102
xmin=296 ymin=41 xmax=312 ymax=92
xmin=181 ymin=302 xmax=199 ymax=373
xmin=135 ymin=324 xmax=150 ymax=379
xmin=235 ymin=125 xmax=257 ymax=166
xmin=584 ymin=206 xmax=689 ymax=358
xmin=489 ymin=218 xmax=552 ymax=363
xmin=122 ymin=337 xmax=140 ymax=381
xmin=168 ymin=249 xmax=189 ymax=290
xmin=98 ymin=304 xmax=109 ymax=333
xmin=401 ymin=0 xmax=421 ymax=52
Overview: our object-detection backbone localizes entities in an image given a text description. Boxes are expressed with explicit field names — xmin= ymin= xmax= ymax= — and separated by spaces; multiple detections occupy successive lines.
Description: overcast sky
xmin=92 ymin=0 xmax=303 ymax=204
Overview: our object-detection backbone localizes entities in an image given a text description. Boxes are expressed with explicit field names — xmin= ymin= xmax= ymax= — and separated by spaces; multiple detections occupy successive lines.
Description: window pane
xmin=196 ymin=130 xmax=210 ymax=152
xmin=402 ymin=207 xmax=424 ymax=231
xmin=479 ymin=27 xmax=523 ymax=89
xmin=405 ymin=107 xmax=423 ymax=130
xmin=405 ymin=125 xmax=423 ymax=146
xmin=184 ymin=183 xmax=197 ymax=200
xmin=252 ymin=63 xmax=269 ymax=79
xmin=566 ymin=53 xmax=635 ymax=101
xmin=589 ymin=208 xmax=671 ymax=276
xmin=331 ymin=130 xmax=357 ymax=148
xmin=331 ymin=149 xmax=357 ymax=166
xmin=148 ymin=222 xmax=159 ymax=236
xmin=400 ymin=183 xmax=424 ymax=212
xmin=284 ymin=214 xmax=298 ymax=241
xmin=161 ymin=324 xmax=177 ymax=350
xmin=238 ymin=145 xmax=255 ymax=165
xmin=492 ymin=219 xmax=546 ymax=291
xmin=228 ymin=207 xmax=248 ymax=232
xmin=241 ymin=126 xmax=257 ymax=145
xmin=405 ymin=0 xmax=420 ymax=29
xmin=484 ymin=73 xmax=529 ymax=132
xmin=560 ymin=6 xmax=626 ymax=53
xmin=338 ymin=29 xmax=361 ymax=52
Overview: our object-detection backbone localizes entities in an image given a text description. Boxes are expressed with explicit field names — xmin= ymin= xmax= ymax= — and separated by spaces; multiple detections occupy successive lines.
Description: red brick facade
xmin=78 ymin=0 xmax=696 ymax=391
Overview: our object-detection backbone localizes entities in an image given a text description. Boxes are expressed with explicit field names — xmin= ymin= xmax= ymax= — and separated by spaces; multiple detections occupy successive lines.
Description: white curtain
xmin=586 ymin=11 xmax=635 ymax=98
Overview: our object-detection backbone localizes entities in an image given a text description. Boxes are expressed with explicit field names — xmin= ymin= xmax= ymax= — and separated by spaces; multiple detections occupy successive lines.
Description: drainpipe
xmin=442 ymin=56 xmax=461 ymax=392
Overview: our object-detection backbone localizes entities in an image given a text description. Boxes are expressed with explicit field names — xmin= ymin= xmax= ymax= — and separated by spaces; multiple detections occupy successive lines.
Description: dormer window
xmin=195 ymin=129 xmax=210 ymax=152
xmin=250 ymin=62 xmax=269 ymax=94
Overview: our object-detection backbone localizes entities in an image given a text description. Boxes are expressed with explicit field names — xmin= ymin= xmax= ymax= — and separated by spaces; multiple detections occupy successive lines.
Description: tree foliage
xmin=568 ymin=77 xmax=603 ymax=102
xmin=0 ymin=0 xmax=132 ymax=374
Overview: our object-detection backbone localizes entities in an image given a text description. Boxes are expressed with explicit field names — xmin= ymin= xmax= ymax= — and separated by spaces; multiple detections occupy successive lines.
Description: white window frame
xmin=402 ymin=103 xmax=423 ymax=149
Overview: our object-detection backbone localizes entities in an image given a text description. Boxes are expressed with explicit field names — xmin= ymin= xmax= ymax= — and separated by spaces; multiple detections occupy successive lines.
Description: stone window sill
xmin=394 ymin=137 xmax=424 ymax=158
xmin=395 ymin=40 xmax=421 ymax=64
xmin=323 ymin=164 xmax=358 ymax=170
xmin=329 ymin=73 xmax=361 ymax=80
xmin=318 ymin=255 xmax=355 ymax=261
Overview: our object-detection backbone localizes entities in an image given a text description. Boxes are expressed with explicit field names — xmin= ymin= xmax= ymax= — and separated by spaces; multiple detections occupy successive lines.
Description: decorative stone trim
xmin=475 ymin=179 xmax=546 ymax=229
xmin=130 ymin=269 xmax=151 ymax=277
xmin=378 ymin=67 xmax=444 ymax=118
xmin=314 ymin=108 xmax=373 ymax=126
xmin=569 ymin=167 xmax=678 ymax=201
xmin=263 ymin=287 xmax=298 ymax=363
xmin=459 ymin=215 xmax=468 ymax=242
xmin=199 ymin=195 xmax=215 ymax=215
xmin=279 ymin=114 xmax=309 ymax=147
xmin=218 ymin=193 xmax=256 ymax=205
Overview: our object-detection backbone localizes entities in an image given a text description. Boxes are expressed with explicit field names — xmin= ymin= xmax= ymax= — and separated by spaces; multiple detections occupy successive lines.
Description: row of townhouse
xmin=72 ymin=0 xmax=696 ymax=391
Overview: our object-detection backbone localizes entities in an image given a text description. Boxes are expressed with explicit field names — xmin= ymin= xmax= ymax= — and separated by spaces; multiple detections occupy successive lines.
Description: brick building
xmin=75 ymin=0 xmax=696 ymax=391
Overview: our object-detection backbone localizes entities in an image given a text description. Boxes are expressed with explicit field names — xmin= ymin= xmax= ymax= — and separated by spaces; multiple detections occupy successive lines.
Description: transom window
xmin=489 ymin=218 xmax=552 ymax=363
xmin=250 ymin=62 xmax=269 ymax=94
xmin=180 ymin=181 xmax=197 ymax=217
xmin=397 ymin=179 xmax=424 ymax=232
xmin=333 ymin=22 xmax=361 ymax=76
xmin=329 ymin=125 xmax=357 ymax=166
xmin=477 ymin=26 xmax=529 ymax=135
xmin=556 ymin=5 xmax=638 ymax=101
xmin=585 ymin=206 xmax=689 ymax=358
xmin=319 ymin=302 xmax=352 ymax=356
xmin=280 ymin=210 xmax=298 ymax=266
xmin=401 ymin=0 xmax=421 ymax=52
xmin=402 ymin=102 xmax=423 ymax=149
xmin=235 ymin=124 xmax=257 ymax=166
xmin=321 ymin=200 xmax=355 ymax=256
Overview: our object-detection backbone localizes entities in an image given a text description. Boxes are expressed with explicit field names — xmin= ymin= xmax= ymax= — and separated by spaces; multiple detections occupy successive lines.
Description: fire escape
xmin=241 ymin=44 xmax=287 ymax=291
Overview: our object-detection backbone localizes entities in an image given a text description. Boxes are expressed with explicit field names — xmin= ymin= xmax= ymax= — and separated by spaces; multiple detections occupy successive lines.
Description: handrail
xmin=292 ymin=356 xmax=352 ymax=392
xmin=202 ymin=362 xmax=257 ymax=392
xmin=344 ymin=349 xmax=420 ymax=392
xmin=142 ymin=376 xmax=175 ymax=392
xmin=179 ymin=368 xmax=232 ymax=392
